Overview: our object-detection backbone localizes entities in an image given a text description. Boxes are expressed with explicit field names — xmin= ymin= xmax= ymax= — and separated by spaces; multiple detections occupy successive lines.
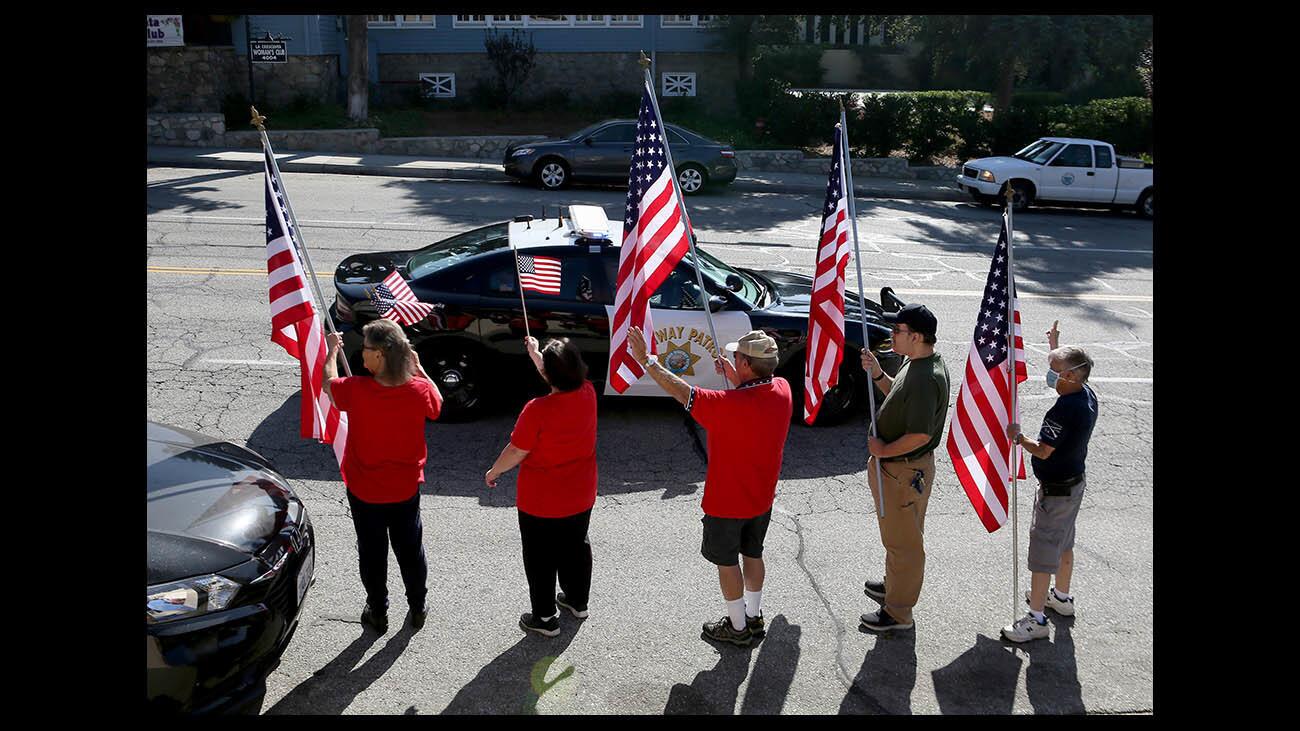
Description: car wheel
xmin=1137 ymin=190 xmax=1153 ymax=219
xmin=535 ymin=158 xmax=570 ymax=191
xmin=785 ymin=351 xmax=864 ymax=427
xmin=1002 ymin=181 xmax=1032 ymax=213
xmin=677 ymin=164 xmax=707 ymax=195
xmin=421 ymin=344 xmax=484 ymax=421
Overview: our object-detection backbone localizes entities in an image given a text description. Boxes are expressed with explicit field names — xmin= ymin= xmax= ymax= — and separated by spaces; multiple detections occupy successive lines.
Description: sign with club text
xmin=147 ymin=15 xmax=184 ymax=47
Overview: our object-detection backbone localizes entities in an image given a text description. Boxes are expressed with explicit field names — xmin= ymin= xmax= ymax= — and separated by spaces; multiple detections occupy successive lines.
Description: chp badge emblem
xmin=1061 ymin=173 xmax=1075 ymax=186
xmin=659 ymin=340 xmax=703 ymax=376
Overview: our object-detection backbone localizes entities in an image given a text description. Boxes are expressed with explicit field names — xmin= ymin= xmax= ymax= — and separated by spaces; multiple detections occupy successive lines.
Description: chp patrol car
xmin=329 ymin=205 xmax=902 ymax=425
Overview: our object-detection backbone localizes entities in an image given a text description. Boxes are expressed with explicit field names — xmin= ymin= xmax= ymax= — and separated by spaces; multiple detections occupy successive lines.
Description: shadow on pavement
xmin=263 ymin=624 xmax=415 ymax=714
xmin=440 ymin=620 xmax=582 ymax=714
xmin=930 ymin=634 xmax=1023 ymax=714
xmin=146 ymin=168 xmax=251 ymax=214
xmin=1023 ymin=614 xmax=1085 ymax=713
xmin=663 ymin=614 xmax=801 ymax=714
xmin=739 ymin=615 xmax=802 ymax=715
xmin=839 ymin=626 xmax=917 ymax=714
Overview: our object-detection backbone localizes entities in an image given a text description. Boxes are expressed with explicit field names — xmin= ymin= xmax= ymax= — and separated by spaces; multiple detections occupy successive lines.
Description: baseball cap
xmin=724 ymin=330 xmax=779 ymax=359
xmin=881 ymin=303 xmax=937 ymax=339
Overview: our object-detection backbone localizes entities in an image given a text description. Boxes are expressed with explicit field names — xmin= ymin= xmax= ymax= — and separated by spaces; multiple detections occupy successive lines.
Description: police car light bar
xmin=568 ymin=205 xmax=611 ymax=241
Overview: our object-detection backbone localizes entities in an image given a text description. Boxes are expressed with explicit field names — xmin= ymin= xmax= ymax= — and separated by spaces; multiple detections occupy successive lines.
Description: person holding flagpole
xmin=1000 ymin=320 xmax=1098 ymax=642
xmin=484 ymin=336 xmax=598 ymax=638
xmin=323 ymin=320 xmax=443 ymax=634
xmin=857 ymin=303 xmax=950 ymax=632
xmin=628 ymin=325 xmax=791 ymax=647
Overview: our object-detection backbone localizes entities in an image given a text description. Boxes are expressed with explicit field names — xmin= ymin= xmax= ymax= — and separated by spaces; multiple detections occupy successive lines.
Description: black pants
xmin=517 ymin=508 xmax=593 ymax=619
xmin=347 ymin=490 xmax=428 ymax=613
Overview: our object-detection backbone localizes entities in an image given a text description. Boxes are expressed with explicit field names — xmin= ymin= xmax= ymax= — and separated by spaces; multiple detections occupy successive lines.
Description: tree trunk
xmin=735 ymin=16 xmax=756 ymax=82
xmin=346 ymin=16 xmax=369 ymax=122
xmin=995 ymin=60 xmax=1016 ymax=111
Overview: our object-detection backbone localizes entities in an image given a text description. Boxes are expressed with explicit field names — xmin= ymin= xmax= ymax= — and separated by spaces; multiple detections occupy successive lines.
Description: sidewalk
xmin=146 ymin=145 xmax=968 ymax=203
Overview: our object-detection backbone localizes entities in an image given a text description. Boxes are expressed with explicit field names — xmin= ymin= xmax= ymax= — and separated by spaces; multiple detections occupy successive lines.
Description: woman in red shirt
xmin=325 ymin=319 xmax=442 ymax=635
xmin=485 ymin=337 xmax=597 ymax=637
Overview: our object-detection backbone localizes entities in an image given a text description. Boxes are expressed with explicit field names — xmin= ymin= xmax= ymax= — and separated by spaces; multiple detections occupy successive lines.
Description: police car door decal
xmin=602 ymin=307 xmax=754 ymax=396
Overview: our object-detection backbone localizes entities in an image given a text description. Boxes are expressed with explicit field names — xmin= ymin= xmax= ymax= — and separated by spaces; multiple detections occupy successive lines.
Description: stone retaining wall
xmin=147 ymin=46 xmax=339 ymax=114
xmin=375 ymin=135 xmax=546 ymax=158
xmin=223 ymin=128 xmax=383 ymax=153
xmin=148 ymin=113 xmax=227 ymax=146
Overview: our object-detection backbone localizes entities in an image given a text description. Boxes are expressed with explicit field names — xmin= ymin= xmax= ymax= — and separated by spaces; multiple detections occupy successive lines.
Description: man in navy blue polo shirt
xmin=1001 ymin=321 xmax=1099 ymax=643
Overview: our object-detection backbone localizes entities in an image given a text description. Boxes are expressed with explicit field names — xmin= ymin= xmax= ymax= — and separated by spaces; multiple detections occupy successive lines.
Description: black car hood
xmin=751 ymin=269 xmax=882 ymax=323
xmin=336 ymin=250 xmax=417 ymax=286
xmin=147 ymin=422 xmax=299 ymax=585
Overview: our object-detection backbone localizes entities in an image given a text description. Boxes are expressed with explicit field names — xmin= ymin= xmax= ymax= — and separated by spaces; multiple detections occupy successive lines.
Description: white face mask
xmin=1046 ymin=362 xmax=1084 ymax=388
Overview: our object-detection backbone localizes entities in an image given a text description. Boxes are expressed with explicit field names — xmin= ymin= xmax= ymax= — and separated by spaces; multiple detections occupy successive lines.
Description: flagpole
xmin=511 ymin=246 xmax=533 ymax=341
xmin=253 ymin=107 xmax=352 ymax=377
xmin=1005 ymin=186 xmax=1019 ymax=623
xmin=637 ymin=52 xmax=724 ymax=372
xmin=839 ymin=104 xmax=885 ymax=519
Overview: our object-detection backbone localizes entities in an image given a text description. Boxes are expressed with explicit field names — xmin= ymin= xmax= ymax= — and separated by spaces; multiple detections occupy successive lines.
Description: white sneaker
xmin=1001 ymin=613 xmax=1049 ymax=643
xmin=1024 ymin=589 xmax=1076 ymax=617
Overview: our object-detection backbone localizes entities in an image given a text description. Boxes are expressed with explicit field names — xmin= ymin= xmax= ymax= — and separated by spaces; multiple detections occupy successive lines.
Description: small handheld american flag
xmin=371 ymin=270 xmax=436 ymax=326
xmin=517 ymin=254 xmax=562 ymax=294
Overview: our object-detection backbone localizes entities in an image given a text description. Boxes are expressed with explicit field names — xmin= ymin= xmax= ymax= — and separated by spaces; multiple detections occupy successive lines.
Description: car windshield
xmin=1014 ymin=140 xmax=1065 ymax=165
xmin=406 ymin=223 xmax=510 ymax=279
xmin=684 ymin=247 xmax=760 ymax=308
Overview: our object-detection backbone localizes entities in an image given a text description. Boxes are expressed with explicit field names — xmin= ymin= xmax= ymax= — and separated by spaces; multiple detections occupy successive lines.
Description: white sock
xmin=744 ymin=589 xmax=763 ymax=618
xmin=1029 ymin=609 xmax=1046 ymax=623
xmin=1052 ymin=587 xmax=1073 ymax=601
xmin=726 ymin=598 xmax=747 ymax=631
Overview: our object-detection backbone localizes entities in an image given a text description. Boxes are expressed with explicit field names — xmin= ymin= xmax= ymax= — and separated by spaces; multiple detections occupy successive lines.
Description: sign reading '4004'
xmin=251 ymin=39 xmax=288 ymax=63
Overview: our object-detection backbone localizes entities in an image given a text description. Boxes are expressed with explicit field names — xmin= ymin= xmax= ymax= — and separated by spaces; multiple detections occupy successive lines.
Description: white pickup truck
xmin=956 ymin=137 xmax=1153 ymax=218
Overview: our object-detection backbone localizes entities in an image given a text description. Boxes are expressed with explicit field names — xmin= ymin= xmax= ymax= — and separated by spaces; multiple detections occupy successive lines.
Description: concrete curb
xmin=147 ymin=149 xmax=968 ymax=203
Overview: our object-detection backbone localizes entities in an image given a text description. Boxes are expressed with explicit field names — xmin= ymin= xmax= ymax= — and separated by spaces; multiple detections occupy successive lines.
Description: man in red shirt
xmin=628 ymin=326 xmax=792 ymax=647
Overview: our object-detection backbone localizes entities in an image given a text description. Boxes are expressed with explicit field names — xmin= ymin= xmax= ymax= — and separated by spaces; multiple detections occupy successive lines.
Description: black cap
xmin=881 ymin=303 xmax=937 ymax=339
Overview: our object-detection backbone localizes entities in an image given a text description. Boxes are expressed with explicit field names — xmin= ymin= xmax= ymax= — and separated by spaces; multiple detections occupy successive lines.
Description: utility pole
xmin=245 ymin=15 xmax=256 ymax=105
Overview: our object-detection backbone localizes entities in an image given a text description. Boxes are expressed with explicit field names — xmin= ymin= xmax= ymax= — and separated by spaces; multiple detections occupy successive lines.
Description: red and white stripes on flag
xmin=264 ymin=149 xmax=347 ymax=466
xmin=607 ymin=83 xmax=693 ymax=393
xmin=804 ymin=124 xmax=854 ymax=424
xmin=945 ymin=216 xmax=1027 ymax=533
xmin=517 ymin=254 xmax=562 ymax=294
xmin=372 ymin=270 xmax=436 ymax=326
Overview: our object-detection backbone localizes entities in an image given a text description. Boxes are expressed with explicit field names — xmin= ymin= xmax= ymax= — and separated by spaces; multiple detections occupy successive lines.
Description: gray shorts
xmin=1027 ymin=475 xmax=1086 ymax=574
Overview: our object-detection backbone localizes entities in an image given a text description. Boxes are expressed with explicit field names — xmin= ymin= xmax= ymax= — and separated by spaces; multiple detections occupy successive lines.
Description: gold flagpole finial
xmin=638 ymin=51 xmax=651 ymax=70
xmin=250 ymin=106 xmax=267 ymax=132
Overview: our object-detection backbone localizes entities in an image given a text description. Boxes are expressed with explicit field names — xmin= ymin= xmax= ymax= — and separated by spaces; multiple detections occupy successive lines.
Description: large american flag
xmin=371 ymin=270 xmax=435 ymax=325
xmin=607 ymin=82 xmax=693 ymax=392
xmin=945 ymin=215 xmax=1027 ymax=533
xmin=517 ymin=254 xmax=562 ymax=294
xmin=264 ymin=149 xmax=347 ymax=466
xmin=804 ymin=124 xmax=853 ymax=424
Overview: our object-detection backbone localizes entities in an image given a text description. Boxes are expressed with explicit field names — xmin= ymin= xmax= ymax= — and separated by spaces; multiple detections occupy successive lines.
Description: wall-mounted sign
xmin=147 ymin=15 xmax=184 ymax=47
xmin=251 ymin=39 xmax=287 ymax=63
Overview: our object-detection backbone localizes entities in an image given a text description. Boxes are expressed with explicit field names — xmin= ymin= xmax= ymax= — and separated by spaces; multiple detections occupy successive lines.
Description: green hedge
xmin=739 ymin=81 xmax=1152 ymax=163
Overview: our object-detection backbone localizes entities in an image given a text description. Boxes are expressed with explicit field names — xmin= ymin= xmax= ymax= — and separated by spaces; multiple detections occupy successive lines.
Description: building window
xmin=368 ymin=15 xmax=435 ymax=28
xmin=454 ymin=15 xmax=487 ymax=27
xmin=574 ymin=14 xmax=606 ymax=26
xmin=525 ymin=15 xmax=570 ymax=25
xmin=662 ymin=72 xmax=696 ymax=97
xmin=608 ymin=15 xmax=642 ymax=27
xmin=419 ymin=73 xmax=455 ymax=99
xmin=661 ymin=15 xmax=719 ymax=28
xmin=453 ymin=14 xmax=642 ymax=28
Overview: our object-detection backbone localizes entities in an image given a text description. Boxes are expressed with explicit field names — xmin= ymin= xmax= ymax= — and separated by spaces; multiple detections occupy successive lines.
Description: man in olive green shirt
xmin=858 ymin=303 xmax=950 ymax=631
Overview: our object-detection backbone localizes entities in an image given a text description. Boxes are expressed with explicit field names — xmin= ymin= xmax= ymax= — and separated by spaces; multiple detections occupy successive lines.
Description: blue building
xmin=147 ymin=14 xmax=739 ymax=114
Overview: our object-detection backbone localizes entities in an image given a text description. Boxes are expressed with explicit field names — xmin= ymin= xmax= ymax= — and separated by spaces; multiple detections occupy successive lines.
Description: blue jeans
xmin=347 ymin=490 xmax=428 ymax=613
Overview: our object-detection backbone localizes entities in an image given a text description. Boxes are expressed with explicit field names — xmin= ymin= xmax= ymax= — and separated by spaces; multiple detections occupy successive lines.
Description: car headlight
xmin=979 ymin=170 xmax=996 ymax=183
xmin=511 ymin=148 xmax=536 ymax=157
xmin=146 ymin=574 xmax=241 ymax=624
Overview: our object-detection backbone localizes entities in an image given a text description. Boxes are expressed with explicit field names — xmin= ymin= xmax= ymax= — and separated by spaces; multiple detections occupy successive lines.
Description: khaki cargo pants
xmin=866 ymin=451 xmax=935 ymax=624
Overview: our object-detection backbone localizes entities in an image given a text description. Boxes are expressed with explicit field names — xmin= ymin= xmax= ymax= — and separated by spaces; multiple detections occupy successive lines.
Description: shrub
xmin=483 ymin=29 xmax=537 ymax=109
xmin=754 ymin=45 xmax=824 ymax=87
xmin=221 ymin=92 xmax=253 ymax=129
xmin=589 ymin=90 xmax=642 ymax=117
xmin=1062 ymin=97 xmax=1152 ymax=156
xmin=848 ymin=93 xmax=912 ymax=157
xmin=904 ymin=91 xmax=988 ymax=162
xmin=467 ymin=80 xmax=505 ymax=111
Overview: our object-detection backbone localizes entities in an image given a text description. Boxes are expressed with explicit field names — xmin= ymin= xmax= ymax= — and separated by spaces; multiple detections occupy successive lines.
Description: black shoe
xmin=520 ymin=612 xmax=561 ymax=637
xmin=746 ymin=613 xmax=766 ymax=638
xmin=409 ymin=605 xmax=428 ymax=631
xmin=863 ymin=579 xmax=886 ymax=602
xmin=859 ymin=607 xmax=913 ymax=632
xmin=702 ymin=616 xmax=753 ymax=647
xmin=361 ymin=604 xmax=388 ymax=634
xmin=556 ymin=593 xmax=588 ymax=619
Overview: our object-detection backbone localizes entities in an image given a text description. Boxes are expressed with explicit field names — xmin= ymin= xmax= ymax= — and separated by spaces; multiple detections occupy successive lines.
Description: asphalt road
xmin=147 ymin=167 xmax=1153 ymax=714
